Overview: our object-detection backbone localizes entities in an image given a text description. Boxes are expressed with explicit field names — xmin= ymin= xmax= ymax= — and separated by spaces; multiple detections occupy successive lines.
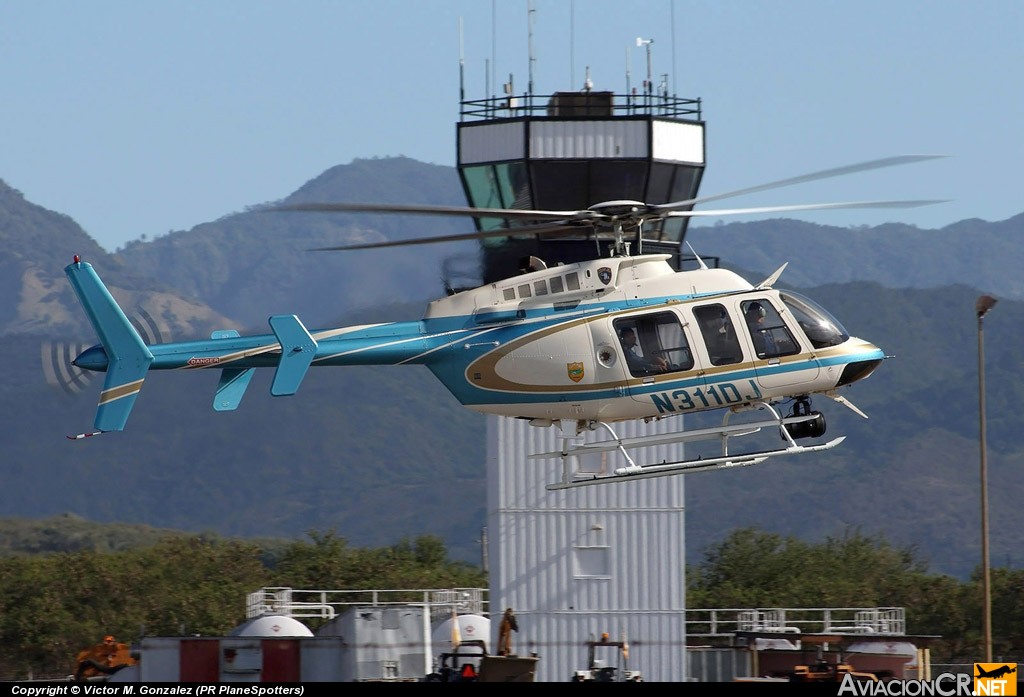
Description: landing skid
xmin=534 ymin=403 xmax=845 ymax=490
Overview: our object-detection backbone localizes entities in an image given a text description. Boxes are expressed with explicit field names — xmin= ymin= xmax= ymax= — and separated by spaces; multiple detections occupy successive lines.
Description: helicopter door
xmin=606 ymin=311 xmax=701 ymax=405
xmin=739 ymin=298 xmax=819 ymax=389
xmin=692 ymin=304 xmax=744 ymax=369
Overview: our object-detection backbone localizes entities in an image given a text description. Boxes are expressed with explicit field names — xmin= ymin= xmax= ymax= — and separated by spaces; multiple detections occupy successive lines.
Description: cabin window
xmin=614 ymin=311 xmax=693 ymax=377
xmin=741 ymin=299 xmax=801 ymax=359
xmin=780 ymin=291 xmax=850 ymax=348
xmin=518 ymin=284 xmax=532 ymax=299
xmin=566 ymin=272 xmax=580 ymax=291
xmin=693 ymin=304 xmax=743 ymax=366
xmin=503 ymin=288 xmax=516 ymax=301
xmin=550 ymin=276 xmax=564 ymax=294
xmin=534 ymin=280 xmax=548 ymax=296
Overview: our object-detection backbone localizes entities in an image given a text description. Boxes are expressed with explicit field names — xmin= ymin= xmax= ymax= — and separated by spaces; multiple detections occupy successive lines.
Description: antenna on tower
xmin=625 ymin=46 xmax=631 ymax=97
xmin=458 ymin=17 xmax=465 ymax=102
xmin=527 ymin=0 xmax=536 ymax=96
xmin=636 ymin=37 xmax=654 ymax=97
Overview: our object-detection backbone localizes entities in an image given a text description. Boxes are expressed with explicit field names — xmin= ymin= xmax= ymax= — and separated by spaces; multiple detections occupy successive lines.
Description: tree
xmin=686 ymin=526 xmax=981 ymax=660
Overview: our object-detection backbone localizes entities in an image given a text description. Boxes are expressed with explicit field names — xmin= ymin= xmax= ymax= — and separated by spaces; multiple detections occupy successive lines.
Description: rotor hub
xmin=587 ymin=200 xmax=648 ymax=220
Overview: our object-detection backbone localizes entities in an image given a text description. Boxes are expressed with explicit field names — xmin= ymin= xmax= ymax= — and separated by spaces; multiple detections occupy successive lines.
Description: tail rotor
xmin=42 ymin=308 xmax=170 ymax=395
xmin=41 ymin=340 xmax=94 ymax=395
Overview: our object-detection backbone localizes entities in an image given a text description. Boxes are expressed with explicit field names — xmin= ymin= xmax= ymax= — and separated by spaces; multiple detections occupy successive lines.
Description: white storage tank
xmin=229 ymin=614 xmax=313 ymax=637
xmin=317 ymin=605 xmax=428 ymax=681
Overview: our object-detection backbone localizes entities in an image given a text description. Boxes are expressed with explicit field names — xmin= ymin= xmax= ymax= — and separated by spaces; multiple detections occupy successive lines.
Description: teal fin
xmin=268 ymin=314 xmax=317 ymax=396
xmin=214 ymin=368 xmax=255 ymax=411
xmin=210 ymin=330 xmax=254 ymax=411
xmin=64 ymin=259 xmax=154 ymax=433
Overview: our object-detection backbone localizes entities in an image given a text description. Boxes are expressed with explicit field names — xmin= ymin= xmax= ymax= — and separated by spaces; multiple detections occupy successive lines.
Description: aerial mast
xmin=527 ymin=0 xmax=535 ymax=97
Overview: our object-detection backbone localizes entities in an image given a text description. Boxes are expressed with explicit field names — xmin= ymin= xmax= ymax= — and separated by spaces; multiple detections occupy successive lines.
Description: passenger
xmin=620 ymin=327 xmax=668 ymax=373
xmin=745 ymin=302 xmax=777 ymax=357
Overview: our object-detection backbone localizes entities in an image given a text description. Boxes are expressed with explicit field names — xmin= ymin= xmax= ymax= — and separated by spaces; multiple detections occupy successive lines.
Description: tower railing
xmin=459 ymin=92 xmax=702 ymax=121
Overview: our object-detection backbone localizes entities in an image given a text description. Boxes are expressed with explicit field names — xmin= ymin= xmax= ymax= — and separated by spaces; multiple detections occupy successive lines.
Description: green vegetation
xmin=689 ymin=527 xmax=1024 ymax=660
xmin=0 ymin=518 xmax=484 ymax=680
xmin=0 ymin=519 xmax=1019 ymax=680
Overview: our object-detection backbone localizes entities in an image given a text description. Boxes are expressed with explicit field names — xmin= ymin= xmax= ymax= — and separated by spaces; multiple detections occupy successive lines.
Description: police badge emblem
xmin=567 ymin=362 xmax=585 ymax=383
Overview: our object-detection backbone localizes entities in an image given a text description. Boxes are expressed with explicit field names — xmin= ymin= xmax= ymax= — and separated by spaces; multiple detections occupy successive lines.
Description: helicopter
xmin=62 ymin=154 xmax=945 ymax=490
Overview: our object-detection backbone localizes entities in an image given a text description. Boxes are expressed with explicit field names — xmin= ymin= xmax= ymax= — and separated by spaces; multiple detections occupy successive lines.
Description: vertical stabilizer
xmin=64 ymin=258 xmax=154 ymax=435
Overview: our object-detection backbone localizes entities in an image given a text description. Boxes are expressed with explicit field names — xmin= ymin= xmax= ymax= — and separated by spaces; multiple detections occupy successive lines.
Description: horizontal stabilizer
xmin=214 ymin=368 xmax=255 ymax=411
xmin=269 ymin=314 xmax=317 ymax=396
xmin=209 ymin=330 xmax=255 ymax=411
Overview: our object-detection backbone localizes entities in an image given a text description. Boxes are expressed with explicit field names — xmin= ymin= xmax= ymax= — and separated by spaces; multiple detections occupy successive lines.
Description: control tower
xmin=460 ymin=75 xmax=702 ymax=681
xmin=456 ymin=86 xmax=706 ymax=282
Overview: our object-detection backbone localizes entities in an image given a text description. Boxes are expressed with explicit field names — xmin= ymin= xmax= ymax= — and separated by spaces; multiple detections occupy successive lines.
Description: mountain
xmin=113 ymin=157 xmax=478 ymax=331
xmin=685 ymin=280 xmax=1024 ymax=577
xmin=686 ymin=215 xmax=1024 ymax=302
xmin=0 ymin=180 xmax=235 ymax=340
xmin=1 ymin=157 xmax=1021 ymax=578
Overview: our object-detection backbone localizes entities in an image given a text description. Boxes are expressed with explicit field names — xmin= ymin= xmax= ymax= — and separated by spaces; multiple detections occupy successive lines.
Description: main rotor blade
xmin=652 ymin=154 xmax=948 ymax=214
xmin=272 ymin=201 xmax=586 ymax=222
xmin=665 ymin=199 xmax=949 ymax=218
xmin=309 ymin=221 xmax=595 ymax=252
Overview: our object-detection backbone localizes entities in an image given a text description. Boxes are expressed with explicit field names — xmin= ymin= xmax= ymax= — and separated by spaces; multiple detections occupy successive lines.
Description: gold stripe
xmin=465 ymin=307 xmax=871 ymax=394
xmin=178 ymin=327 xmax=357 ymax=371
xmin=99 ymin=378 xmax=145 ymax=404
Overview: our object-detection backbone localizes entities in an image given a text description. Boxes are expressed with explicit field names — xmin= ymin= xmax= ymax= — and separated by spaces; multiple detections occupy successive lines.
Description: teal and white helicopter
xmin=64 ymin=155 xmax=944 ymax=489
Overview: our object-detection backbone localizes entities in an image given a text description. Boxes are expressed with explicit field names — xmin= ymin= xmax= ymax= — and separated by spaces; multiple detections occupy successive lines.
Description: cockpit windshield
xmin=780 ymin=291 xmax=850 ymax=348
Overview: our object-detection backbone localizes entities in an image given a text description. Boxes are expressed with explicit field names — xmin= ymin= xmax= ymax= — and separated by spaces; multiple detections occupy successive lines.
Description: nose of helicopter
xmin=73 ymin=345 xmax=109 ymax=371
xmin=835 ymin=340 xmax=885 ymax=387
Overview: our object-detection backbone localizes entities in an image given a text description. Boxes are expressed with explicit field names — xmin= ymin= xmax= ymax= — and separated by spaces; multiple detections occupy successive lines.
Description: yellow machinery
xmin=74 ymin=635 xmax=137 ymax=681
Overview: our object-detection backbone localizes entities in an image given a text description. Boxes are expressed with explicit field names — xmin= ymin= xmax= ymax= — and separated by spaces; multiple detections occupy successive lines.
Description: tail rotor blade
xmin=42 ymin=310 xmax=169 ymax=397
xmin=129 ymin=307 xmax=171 ymax=345
xmin=41 ymin=341 xmax=93 ymax=395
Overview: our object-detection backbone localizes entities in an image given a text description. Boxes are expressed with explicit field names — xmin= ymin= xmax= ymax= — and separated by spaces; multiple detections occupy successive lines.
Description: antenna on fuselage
xmin=756 ymin=262 xmax=789 ymax=289
xmin=685 ymin=242 xmax=709 ymax=270
xmin=610 ymin=222 xmax=629 ymax=258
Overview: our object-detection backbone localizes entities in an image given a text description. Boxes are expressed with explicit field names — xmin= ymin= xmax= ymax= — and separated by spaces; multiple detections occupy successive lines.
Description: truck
xmin=425 ymin=640 xmax=539 ymax=683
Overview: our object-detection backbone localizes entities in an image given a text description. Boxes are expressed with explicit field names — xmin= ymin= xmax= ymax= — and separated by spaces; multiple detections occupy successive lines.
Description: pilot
xmin=620 ymin=327 xmax=668 ymax=373
xmin=745 ymin=302 xmax=776 ymax=357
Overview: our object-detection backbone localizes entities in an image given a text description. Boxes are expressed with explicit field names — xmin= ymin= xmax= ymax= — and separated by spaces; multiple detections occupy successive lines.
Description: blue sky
xmin=3 ymin=1 xmax=1022 ymax=252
